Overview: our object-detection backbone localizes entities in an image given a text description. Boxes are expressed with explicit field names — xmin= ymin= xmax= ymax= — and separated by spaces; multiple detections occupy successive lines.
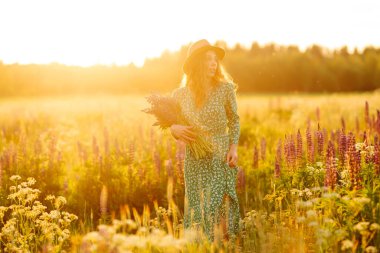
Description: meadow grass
xmin=0 ymin=92 xmax=379 ymax=252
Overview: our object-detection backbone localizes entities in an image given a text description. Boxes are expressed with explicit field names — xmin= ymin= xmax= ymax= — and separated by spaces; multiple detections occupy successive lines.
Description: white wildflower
xmin=316 ymin=161 xmax=323 ymax=167
xmin=308 ymin=221 xmax=318 ymax=227
xmin=54 ymin=196 xmax=67 ymax=209
xmin=26 ymin=177 xmax=36 ymax=186
xmin=45 ymin=195 xmax=55 ymax=201
xmin=370 ymin=223 xmax=380 ymax=231
xmin=354 ymin=222 xmax=369 ymax=232
xmin=10 ymin=175 xmax=21 ymax=181
xmin=355 ymin=142 xmax=366 ymax=151
xmin=365 ymin=246 xmax=378 ymax=253
xmin=341 ymin=239 xmax=353 ymax=250
xmin=353 ymin=197 xmax=371 ymax=205
xmin=306 ymin=210 xmax=317 ymax=218
xmin=296 ymin=216 xmax=306 ymax=223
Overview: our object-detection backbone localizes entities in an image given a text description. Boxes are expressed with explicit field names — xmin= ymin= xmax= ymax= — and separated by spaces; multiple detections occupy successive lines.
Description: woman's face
xmin=205 ymin=50 xmax=218 ymax=78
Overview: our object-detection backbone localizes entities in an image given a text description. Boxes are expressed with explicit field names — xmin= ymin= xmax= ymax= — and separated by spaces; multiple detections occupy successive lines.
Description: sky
xmin=0 ymin=0 xmax=379 ymax=67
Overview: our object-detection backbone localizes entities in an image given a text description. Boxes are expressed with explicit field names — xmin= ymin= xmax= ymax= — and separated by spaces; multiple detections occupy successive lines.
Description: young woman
xmin=170 ymin=39 xmax=241 ymax=242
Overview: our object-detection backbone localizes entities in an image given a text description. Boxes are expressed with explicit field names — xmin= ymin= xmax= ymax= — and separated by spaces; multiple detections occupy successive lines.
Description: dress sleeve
xmin=170 ymin=88 xmax=180 ymax=102
xmin=225 ymin=83 xmax=240 ymax=145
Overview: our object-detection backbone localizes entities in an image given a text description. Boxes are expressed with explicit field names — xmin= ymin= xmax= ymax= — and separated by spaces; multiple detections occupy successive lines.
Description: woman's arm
xmin=225 ymin=83 xmax=240 ymax=146
xmin=169 ymin=88 xmax=197 ymax=143
xmin=225 ymin=83 xmax=240 ymax=167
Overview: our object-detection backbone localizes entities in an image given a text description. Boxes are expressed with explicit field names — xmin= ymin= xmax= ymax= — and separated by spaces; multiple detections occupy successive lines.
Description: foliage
xmin=0 ymin=176 xmax=78 ymax=252
xmin=0 ymin=93 xmax=380 ymax=252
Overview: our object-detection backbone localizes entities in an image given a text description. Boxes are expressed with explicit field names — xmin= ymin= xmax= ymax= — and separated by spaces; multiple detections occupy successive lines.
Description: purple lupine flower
xmin=275 ymin=139 xmax=282 ymax=177
xmin=324 ymin=140 xmax=337 ymax=189
xmin=347 ymin=133 xmax=362 ymax=190
xmin=285 ymin=134 xmax=295 ymax=169
xmin=289 ymin=134 xmax=296 ymax=170
xmin=347 ymin=132 xmax=355 ymax=153
xmin=338 ymin=130 xmax=347 ymax=167
xmin=274 ymin=159 xmax=281 ymax=178
xmin=154 ymin=150 xmax=161 ymax=176
xmin=175 ymin=140 xmax=186 ymax=185
xmin=316 ymin=124 xmax=324 ymax=157
xmin=277 ymin=139 xmax=282 ymax=163
xmin=284 ymin=135 xmax=290 ymax=169
xmin=260 ymin=137 xmax=266 ymax=161
xmin=306 ymin=126 xmax=314 ymax=164
xmin=237 ymin=167 xmax=246 ymax=192
xmin=374 ymin=135 xmax=379 ymax=175
xmin=296 ymin=129 xmax=303 ymax=166
xmin=253 ymin=145 xmax=259 ymax=169
xmin=165 ymin=159 xmax=173 ymax=177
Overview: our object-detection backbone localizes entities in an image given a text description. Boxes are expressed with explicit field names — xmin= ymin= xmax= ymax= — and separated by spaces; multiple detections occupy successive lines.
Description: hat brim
xmin=183 ymin=45 xmax=225 ymax=75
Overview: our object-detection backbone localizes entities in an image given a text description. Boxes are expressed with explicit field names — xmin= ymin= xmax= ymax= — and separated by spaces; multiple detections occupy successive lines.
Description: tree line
xmin=0 ymin=41 xmax=379 ymax=97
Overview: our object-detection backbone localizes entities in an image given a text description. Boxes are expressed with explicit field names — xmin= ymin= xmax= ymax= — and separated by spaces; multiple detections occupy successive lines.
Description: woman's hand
xmin=226 ymin=144 xmax=238 ymax=168
xmin=170 ymin=124 xmax=197 ymax=144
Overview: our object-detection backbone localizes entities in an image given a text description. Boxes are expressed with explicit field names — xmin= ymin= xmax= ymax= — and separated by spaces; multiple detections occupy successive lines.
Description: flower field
xmin=0 ymin=92 xmax=380 ymax=252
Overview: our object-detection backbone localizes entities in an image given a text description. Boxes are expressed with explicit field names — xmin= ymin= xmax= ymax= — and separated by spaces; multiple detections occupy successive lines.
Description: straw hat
xmin=182 ymin=39 xmax=225 ymax=75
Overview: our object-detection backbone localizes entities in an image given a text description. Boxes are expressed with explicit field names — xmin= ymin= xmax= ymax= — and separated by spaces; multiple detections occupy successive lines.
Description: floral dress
xmin=171 ymin=82 xmax=241 ymax=241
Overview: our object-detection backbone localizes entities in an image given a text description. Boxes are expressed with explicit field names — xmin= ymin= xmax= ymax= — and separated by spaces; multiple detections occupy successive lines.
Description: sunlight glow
xmin=0 ymin=0 xmax=379 ymax=67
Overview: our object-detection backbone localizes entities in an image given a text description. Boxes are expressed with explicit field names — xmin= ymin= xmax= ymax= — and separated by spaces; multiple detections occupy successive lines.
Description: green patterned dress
xmin=171 ymin=82 xmax=241 ymax=241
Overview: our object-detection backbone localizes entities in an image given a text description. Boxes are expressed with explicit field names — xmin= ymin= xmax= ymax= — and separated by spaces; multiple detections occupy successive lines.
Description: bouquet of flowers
xmin=142 ymin=94 xmax=213 ymax=159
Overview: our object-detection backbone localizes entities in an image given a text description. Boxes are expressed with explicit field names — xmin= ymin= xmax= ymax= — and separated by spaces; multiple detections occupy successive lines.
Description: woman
xmin=170 ymin=39 xmax=241 ymax=242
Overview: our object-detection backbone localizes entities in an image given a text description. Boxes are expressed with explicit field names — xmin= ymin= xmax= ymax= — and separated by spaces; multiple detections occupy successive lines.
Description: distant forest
xmin=0 ymin=41 xmax=379 ymax=97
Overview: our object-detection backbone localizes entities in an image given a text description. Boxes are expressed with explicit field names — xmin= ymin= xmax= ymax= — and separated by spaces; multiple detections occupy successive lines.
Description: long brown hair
xmin=179 ymin=51 xmax=237 ymax=109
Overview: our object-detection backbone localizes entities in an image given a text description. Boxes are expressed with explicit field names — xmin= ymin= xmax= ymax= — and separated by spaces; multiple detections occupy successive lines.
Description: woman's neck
xmin=205 ymin=78 xmax=213 ymax=89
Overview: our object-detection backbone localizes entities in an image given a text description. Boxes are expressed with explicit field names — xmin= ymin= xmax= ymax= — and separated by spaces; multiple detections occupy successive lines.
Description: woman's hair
xmin=179 ymin=51 xmax=238 ymax=109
